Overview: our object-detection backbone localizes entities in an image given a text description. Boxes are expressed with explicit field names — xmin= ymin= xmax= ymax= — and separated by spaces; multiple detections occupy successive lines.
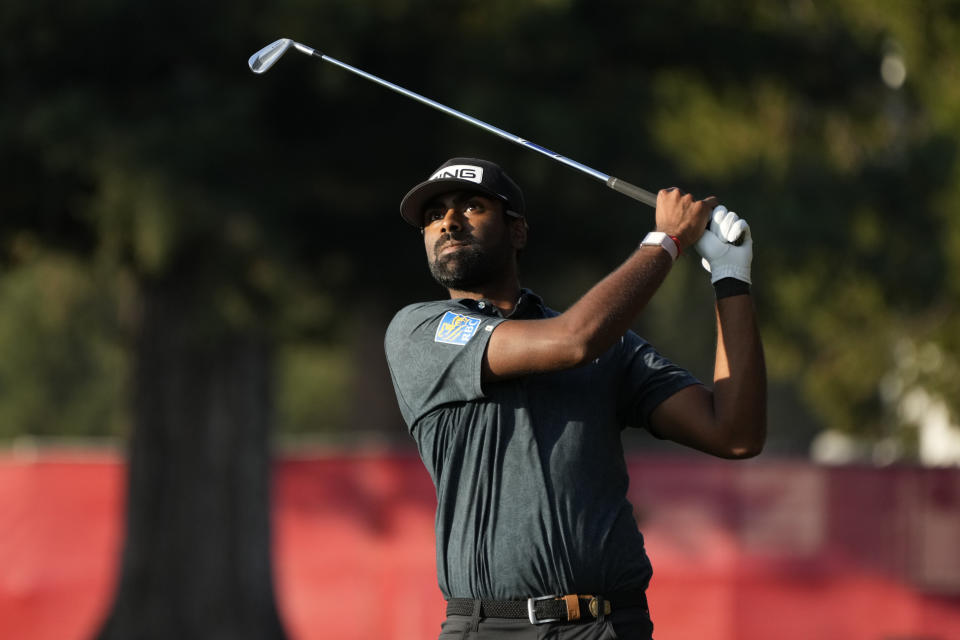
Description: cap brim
xmin=399 ymin=178 xmax=509 ymax=227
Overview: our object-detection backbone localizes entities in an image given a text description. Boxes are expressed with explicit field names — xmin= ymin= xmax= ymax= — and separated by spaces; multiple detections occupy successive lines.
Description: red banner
xmin=1 ymin=451 xmax=958 ymax=640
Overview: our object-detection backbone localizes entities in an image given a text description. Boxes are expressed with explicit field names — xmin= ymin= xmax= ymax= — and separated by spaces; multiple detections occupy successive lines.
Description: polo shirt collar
xmin=455 ymin=288 xmax=545 ymax=319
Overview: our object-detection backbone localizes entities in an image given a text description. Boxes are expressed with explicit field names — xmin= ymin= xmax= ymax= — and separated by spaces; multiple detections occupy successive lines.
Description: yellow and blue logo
xmin=434 ymin=311 xmax=482 ymax=346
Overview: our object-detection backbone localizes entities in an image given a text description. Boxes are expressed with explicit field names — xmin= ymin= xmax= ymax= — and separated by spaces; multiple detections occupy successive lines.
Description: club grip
xmin=606 ymin=177 xmax=658 ymax=208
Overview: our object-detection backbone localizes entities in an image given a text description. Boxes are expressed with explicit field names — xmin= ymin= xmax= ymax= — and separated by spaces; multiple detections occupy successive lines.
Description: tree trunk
xmin=97 ymin=281 xmax=287 ymax=640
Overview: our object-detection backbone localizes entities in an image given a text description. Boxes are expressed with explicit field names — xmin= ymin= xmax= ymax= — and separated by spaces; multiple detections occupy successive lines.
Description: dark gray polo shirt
xmin=384 ymin=289 xmax=699 ymax=600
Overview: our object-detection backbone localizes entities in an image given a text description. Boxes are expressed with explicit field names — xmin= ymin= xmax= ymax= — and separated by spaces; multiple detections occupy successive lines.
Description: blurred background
xmin=1 ymin=0 xmax=959 ymax=638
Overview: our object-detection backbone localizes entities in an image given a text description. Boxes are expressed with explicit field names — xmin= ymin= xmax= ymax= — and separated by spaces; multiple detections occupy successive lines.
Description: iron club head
xmin=248 ymin=38 xmax=294 ymax=74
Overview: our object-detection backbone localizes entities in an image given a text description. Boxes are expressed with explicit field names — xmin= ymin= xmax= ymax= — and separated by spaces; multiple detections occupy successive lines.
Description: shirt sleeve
xmin=615 ymin=331 xmax=702 ymax=433
xmin=384 ymin=302 xmax=506 ymax=429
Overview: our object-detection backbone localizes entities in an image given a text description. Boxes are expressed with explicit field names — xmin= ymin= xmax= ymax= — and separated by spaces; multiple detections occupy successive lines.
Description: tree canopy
xmin=3 ymin=0 xmax=959 ymax=459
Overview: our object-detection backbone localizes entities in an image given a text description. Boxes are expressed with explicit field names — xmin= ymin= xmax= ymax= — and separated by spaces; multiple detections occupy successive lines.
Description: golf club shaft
xmin=280 ymin=41 xmax=658 ymax=208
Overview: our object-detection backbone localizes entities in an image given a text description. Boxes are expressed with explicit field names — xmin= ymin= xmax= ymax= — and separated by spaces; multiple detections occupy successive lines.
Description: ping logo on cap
xmin=430 ymin=165 xmax=484 ymax=184
xmin=434 ymin=311 xmax=482 ymax=346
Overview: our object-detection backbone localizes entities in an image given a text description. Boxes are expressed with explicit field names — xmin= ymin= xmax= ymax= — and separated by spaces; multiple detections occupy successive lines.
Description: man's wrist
xmin=713 ymin=277 xmax=751 ymax=299
xmin=640 ymin=231 xmax=680 ymax=261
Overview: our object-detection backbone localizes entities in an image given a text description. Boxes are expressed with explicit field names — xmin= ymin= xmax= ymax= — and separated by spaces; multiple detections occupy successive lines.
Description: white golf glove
xmin=695 ymin=205 xmax=752 ymax=284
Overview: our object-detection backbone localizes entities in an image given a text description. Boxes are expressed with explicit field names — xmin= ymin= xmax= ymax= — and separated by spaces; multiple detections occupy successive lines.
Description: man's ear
xmin=510 ymin=217 xmax=528 ymax=251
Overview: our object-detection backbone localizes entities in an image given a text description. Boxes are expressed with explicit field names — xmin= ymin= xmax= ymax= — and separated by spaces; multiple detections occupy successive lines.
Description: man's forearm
xmin=558 ymin=245 xmax=674 ymax=364
xmin=712 ymin=294 xmax=767 ymax=456
xmin=484 ymin=188 xmax=713 ymax=380
xmin=484 ymin=246 xmax=674 ymax=379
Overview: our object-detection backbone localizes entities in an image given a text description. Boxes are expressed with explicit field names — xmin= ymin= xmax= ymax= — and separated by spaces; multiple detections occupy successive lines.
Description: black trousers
xmin=438 ymin=607 xmax=654 ymax=639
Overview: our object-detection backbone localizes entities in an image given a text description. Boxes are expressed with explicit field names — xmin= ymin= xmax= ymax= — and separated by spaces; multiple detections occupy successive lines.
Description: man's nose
xmin=440 ymin=207 xmax=463 ymax=232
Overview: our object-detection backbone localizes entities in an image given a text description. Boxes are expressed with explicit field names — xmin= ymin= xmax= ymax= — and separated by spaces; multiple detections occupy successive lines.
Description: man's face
xmin=421 ymin=190 xmax=520 ymax=290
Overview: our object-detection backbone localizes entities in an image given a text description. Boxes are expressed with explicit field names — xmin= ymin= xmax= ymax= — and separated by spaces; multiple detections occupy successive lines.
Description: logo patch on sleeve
xmin=434 ymin=311 xmax=482 ymax=346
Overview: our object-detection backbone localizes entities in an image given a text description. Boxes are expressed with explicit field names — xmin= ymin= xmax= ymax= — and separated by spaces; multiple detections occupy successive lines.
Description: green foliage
xmin=0 ymin=246 xmax=130 ymax=438
xmin=276 ymin=343 xmax=353 ymax=435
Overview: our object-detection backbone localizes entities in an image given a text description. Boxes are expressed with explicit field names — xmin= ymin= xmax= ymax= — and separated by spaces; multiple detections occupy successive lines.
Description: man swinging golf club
xmin=384 ymin=157 xmax=766 ymax=639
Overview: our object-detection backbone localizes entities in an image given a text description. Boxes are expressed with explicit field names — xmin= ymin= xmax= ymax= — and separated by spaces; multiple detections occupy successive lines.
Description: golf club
xmin=248 ymin=38 xmax=745 ymax=247
xmin=248 ymin=38 xmax=658 ymax=208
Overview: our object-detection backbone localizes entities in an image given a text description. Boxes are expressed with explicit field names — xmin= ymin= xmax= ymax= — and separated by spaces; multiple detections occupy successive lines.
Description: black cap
xmin=399 ymin=157 xmax=525 ymax=227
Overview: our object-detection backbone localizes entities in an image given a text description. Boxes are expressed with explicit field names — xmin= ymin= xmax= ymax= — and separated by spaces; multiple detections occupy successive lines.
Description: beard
xmin=428 ymin=232 xmax=512 ymax=291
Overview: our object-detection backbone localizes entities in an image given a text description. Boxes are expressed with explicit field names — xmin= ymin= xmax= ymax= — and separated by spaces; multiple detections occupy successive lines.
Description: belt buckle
xmin=527 ymin=594 xmax=561 ymax=624
xmin=588 ymin=596 xmax=611 ymax=618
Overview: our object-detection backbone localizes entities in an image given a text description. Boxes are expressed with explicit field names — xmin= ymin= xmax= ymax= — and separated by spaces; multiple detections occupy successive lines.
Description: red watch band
xmin=669 ymin=235 xmax=682 ymax=256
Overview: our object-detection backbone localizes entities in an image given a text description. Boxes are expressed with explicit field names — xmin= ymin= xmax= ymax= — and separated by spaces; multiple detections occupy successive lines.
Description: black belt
xmin=446 ymin=590 xmax=648 ymax=625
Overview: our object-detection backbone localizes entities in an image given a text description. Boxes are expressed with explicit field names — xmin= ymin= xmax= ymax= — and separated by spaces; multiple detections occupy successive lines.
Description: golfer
xmin=384 ymin=157 xmax=766 ymax=639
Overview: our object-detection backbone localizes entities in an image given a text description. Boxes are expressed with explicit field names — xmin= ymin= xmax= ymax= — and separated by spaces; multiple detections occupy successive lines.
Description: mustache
xmin=434 ymin=231 xmax=475 ymax=255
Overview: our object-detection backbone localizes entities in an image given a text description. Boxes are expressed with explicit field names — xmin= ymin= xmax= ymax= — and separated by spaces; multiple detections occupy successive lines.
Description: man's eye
xmin=425 ymin=209 xmax=444 ymax=222
xmin=465 ymin=201 xmax=484 ymax=212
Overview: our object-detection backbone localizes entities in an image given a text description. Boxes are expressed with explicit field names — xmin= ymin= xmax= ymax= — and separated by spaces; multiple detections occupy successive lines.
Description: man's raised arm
xmin=649 ymin=207 xmax=767 ymax=459
xmin=483 ymin=188 xmax=713 ymax=380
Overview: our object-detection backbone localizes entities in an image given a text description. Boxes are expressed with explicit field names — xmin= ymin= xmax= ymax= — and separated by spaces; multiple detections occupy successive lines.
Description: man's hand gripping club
xmin=653 ymin=188 xmax=717 ymax=255
xmin=695 ymin=205 xmax=752 ymax=284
